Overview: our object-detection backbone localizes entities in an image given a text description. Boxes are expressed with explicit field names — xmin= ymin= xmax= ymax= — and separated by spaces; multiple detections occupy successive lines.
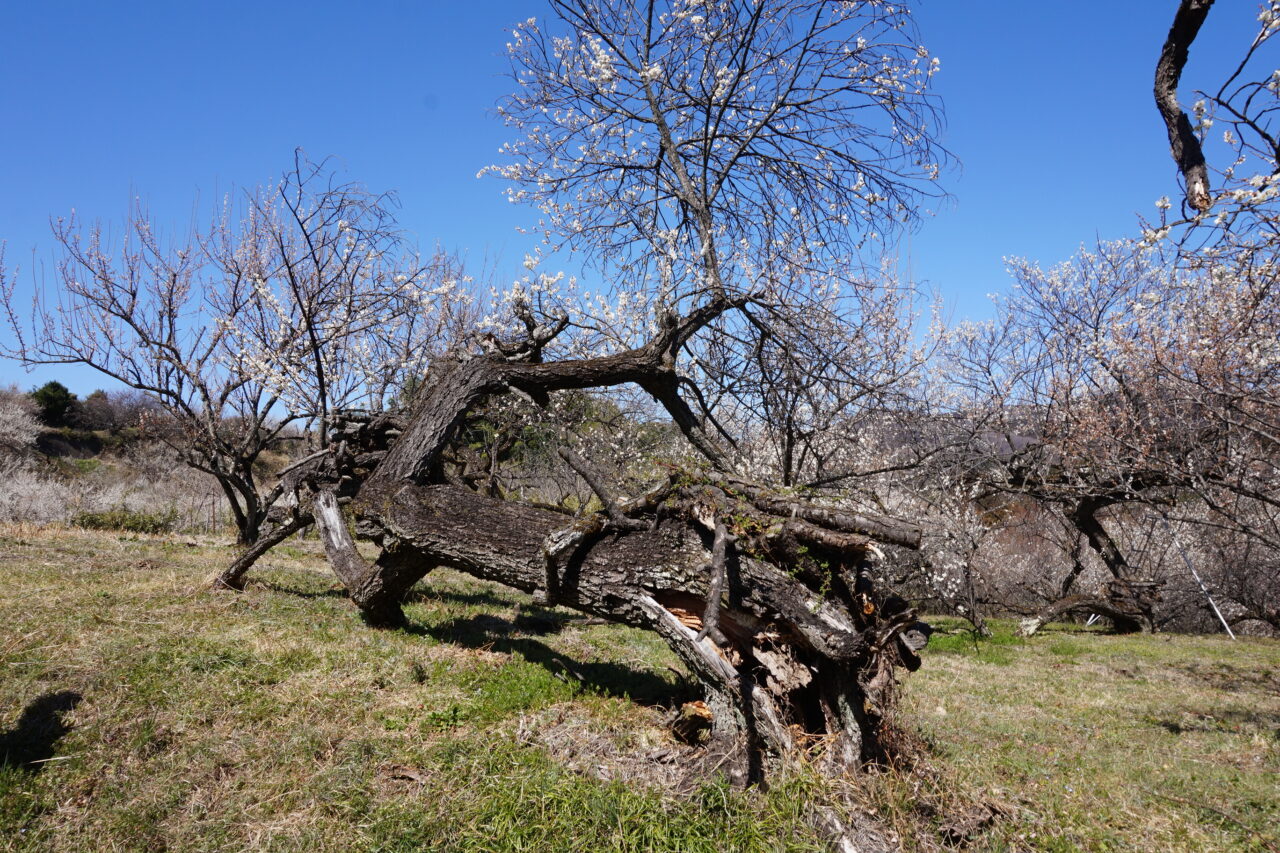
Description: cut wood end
xmin=1187 ymin=177 xmax=1212 ymax=212
xmin=667 ymin=605 xmax=704 ymax=632
xmin=681 ymin=700 xmax=713 ymax=721
xmin=671 ymin=700 xmax=714 ymax=745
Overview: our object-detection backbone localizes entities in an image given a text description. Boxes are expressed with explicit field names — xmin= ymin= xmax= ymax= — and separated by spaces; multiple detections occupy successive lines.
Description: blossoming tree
xmin=1 ymin=153 xmax=468 ymax=544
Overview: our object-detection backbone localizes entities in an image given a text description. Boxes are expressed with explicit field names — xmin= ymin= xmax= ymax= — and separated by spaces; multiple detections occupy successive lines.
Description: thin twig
xmin=277 ymin=447 xmax=330 ymax=477
xmin=556 ymin=444 xmax=645 ymax=530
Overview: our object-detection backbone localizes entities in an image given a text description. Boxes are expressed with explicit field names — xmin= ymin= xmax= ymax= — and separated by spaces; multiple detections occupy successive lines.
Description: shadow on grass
xmin=254 ymin=578 xmax=550 ymax=610
xmin=404 ymin=586 xmax=524 ymax=610
xmin=0 ymin=691 xmax=82 ymax=772
xmin=1150 ymin=708 xmax=1280 ymax=738
xmin=249 ymin=579 xmax=348 ymax=599
xmin=1166 ymin=660 xmax=1280 ymax=693
xmin=246 ymin=574 xmax=693 ymax=707
xmin=416 ymin=613 xmax=695 ymax=708
xmin=408 ymin=587 xmax=606 ymax=635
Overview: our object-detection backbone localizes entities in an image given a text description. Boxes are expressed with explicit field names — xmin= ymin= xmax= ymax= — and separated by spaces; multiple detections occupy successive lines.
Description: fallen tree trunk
xmin=230 ymin=461 xmax=930 ymax=779
xmin=338 ymin=478 xmax=927 ymax=781
xmin=217 ymin=299 xmax=930 ymax=781
xmin=1019 ymin=579 xmax=1164 ymax=637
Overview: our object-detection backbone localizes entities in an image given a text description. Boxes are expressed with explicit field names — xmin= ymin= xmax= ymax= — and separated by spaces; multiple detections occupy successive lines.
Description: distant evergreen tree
xmin=30 ymin=381 xmax=78 ymax=427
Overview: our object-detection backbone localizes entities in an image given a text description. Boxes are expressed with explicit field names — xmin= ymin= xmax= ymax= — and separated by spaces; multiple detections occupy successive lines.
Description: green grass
xmin=923 ymin=617 xmax=1028 ymax=665
xmin=872 ymin=615 xmax=1280 ymax=851
xmin=0 ymin=526 xmax=1276 ymax=851
xmin=0 ymin=526 xmax=833 ymax=851
xmin=69 ymin=458 xmax=101 ymax=475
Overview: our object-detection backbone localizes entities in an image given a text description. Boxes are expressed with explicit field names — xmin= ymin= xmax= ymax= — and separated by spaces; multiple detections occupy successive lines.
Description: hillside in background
xmin=1 ymin=382 xmax=300 ymax=537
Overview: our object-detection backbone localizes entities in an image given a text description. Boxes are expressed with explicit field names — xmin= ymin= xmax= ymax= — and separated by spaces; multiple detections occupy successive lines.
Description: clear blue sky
xmin=0 ymin=0 xmax=1265 ymax=394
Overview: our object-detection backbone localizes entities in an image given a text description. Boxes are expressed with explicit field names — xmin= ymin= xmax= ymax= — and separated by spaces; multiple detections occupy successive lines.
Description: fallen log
xmin=333 ymin=477 xmax=927 ymax=781
xmin=217 ymin=300 xmax=930 ymax=782
xmin=1019 ymin=579 xmax=1164 ymax=637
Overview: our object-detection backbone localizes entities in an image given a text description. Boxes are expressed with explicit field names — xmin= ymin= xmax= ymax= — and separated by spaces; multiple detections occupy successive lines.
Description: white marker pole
xmin=1160 ymin=514 xmax=1236 ymax=640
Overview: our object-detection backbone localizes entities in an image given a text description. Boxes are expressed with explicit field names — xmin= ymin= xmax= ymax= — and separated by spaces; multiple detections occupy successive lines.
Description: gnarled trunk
xmin=1066 ymin=500 xmax=1161 ymax=633
xmin=218 ymin=302 xmax=929 ymax=781
xmin=1019 ymin=579 xmax=1164 ymax=637
xmin=331 ymin=478 xmax=927 ymax=781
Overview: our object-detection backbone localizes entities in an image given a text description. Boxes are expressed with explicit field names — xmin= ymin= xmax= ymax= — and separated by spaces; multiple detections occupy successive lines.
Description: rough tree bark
xmin=218 ymin=300 xmax=930 ymax=782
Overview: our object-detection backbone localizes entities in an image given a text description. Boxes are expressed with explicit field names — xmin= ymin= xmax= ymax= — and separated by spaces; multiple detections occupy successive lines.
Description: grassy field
xmin=881 ymin=620 xmax=1279 ymax=851
xmin=0 ymin=525 xmax=1276 ymax=851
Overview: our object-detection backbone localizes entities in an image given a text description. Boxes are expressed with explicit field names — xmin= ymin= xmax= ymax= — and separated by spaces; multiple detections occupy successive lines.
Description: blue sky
xmin=0 ymin=0 xmax=1266 ymax=394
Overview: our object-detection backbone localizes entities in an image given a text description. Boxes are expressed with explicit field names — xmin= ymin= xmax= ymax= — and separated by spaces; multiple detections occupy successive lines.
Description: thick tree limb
xmin=213 ymin=510 xmax=314 ymax=590
xmin=312 ymin=489 xmax=372 ymax=591
xmin=370 ymin=299 xmax=743 ymax=488
xmin=1156 ymin=0 xmax=1216 ymax=211
xmin=310 ymin=487 xmax=431 ymax=626
xmin=708 ymin=473 xmax=922 ymax=548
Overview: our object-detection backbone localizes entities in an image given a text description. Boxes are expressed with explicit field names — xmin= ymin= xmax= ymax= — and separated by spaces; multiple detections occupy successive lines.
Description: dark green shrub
xmin=30 ymin=381 xmax=78 ymax=427
xmin=72 ymin=507 xmax=178 ymax=535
